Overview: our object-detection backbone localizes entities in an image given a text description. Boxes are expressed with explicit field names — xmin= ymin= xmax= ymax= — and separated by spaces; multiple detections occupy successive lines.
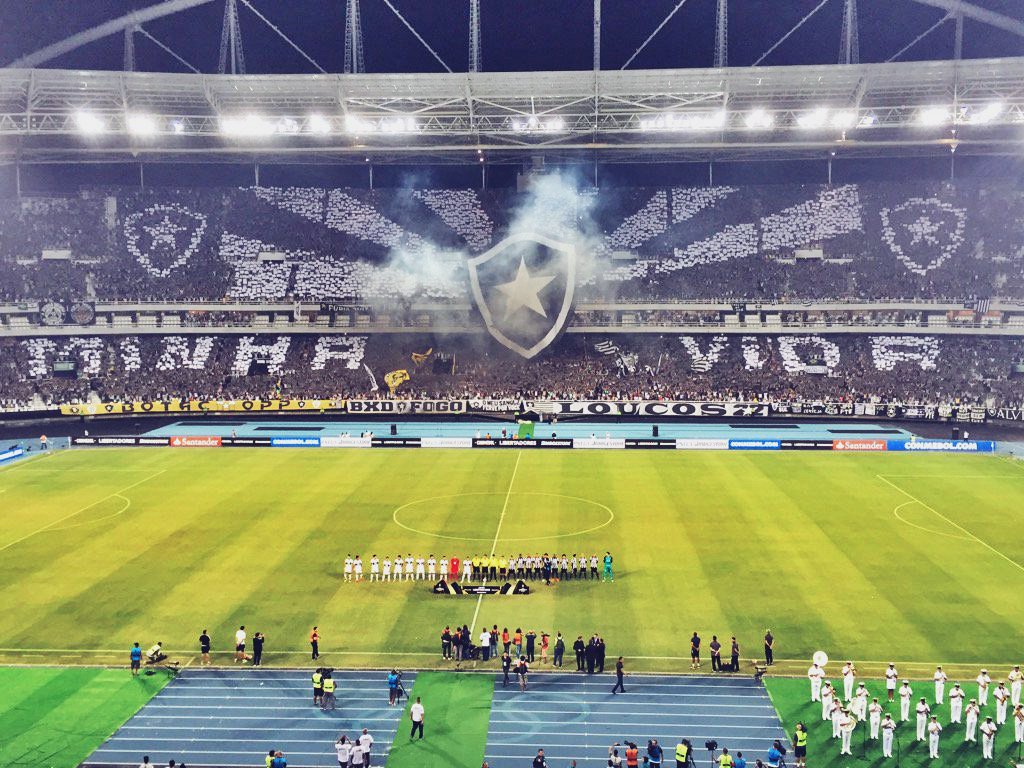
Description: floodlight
xmin=220 ymin=115 xmax=276 ymax=137
xmin=918 ymin=106 xmax=950 ymax=126
xmin=967 ymin=102 xmax=1003 ymax=125
xmin=829 ymin=110 xmax=857 ymax=130
xmin=74 ymin=111 xmax=106 ymax=134
xmin=126 ymin=113 xmax=158 ymax=136
xmin=745 ymin=109 xmax=774 ymax=129
xmin=308 ymin=114 xmax=332 ymax=134
xmin=796 ymin=108 xmax=829 ymax=129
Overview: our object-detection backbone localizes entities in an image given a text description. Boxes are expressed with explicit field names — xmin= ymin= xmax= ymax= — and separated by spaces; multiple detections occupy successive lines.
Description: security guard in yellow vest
xmin=717 ymin=747 xmax=733 ymax=768
xmin=311 ymin=669 xmax=323 ymax=706
xmin=675 ymin=739 xmax=691 ymax=767
xmin=793 ymin=722 xmax=808 ymax=768
xmin=322 ymin=674 xmax=337 ymax=711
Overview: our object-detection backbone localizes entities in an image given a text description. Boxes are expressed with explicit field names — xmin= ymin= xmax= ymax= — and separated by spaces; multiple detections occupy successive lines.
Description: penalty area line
xmin=876 ymin=474 xmax=1024 ymax=575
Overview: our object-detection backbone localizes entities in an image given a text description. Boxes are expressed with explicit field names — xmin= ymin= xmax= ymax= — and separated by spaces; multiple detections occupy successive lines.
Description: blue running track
xmin=85 ymin=669 xmax=415 ymax=767
xmin=483 ymin=673 xmax=788 ymax=767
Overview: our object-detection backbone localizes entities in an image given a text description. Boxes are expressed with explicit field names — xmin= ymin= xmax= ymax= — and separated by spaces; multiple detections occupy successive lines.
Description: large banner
xmin=60 ymin=398 xmax=337 ymax=416
xmin=547 ymin=401 xmax=771 ymax=417
xmin=54 ymin=397 xmax=988 ymax=423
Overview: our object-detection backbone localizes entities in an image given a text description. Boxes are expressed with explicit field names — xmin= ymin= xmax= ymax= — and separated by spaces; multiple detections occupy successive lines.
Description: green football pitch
xmin=0 ymin=447 xmax=1022 ymax=679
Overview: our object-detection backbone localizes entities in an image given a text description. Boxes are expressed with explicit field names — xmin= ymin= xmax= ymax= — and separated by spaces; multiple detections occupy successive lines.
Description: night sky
xmin=1 ymin=0 xmax=1022 ymax=74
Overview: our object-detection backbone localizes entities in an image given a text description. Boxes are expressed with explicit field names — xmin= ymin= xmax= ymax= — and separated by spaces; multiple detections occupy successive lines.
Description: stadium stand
xmin=1 ymin=181 xmax=1023 ymax=304
xmin=2 ymin=333 xmax=1022 ymax=410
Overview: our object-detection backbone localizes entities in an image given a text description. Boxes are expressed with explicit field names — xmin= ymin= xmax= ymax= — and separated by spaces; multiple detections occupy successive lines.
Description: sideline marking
xmin=876 ymin=474 xmax=1023 ymax=574
xmin=891 ymin=500 xmax=973 ymax=542
xmin=0 ymin=470 xmax=166 ymax=553
xmin=392 ymin=490 xmax=613 ymax=542
xmin=470 ymin=450 xmax=521 ymax=636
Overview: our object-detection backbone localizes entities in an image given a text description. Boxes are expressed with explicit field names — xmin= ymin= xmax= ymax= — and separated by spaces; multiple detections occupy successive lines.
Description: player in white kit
xmin=899 ymin=681 xmax=914 ymax=721
xmin=949 ymin=682 xmax=965 ymax=723
xmin=462 ymin=558 xmax=472 ymax=582
xmin=979 ymin=716 xmax=997 ymax=759
xmin=927 ymin=716 xmax=942 ymax=759
xmin=353 ymin=555 xmax=363 ymax=581
xmin=439 ymin=556 xmax=448 ymax=578
xmin=382 ymin=557 xmax=392 ymax=581
xmin=415 ymin=557 xmax=426 ymax=579
xmin=370 ymin=555 xmax=380 ymax=581
xmin=881 ymin=714 xmax=897 ymax=758
xmin=978 ymin=669 xmax=992 ymax=706
xmin=808 ymin=663 xmax=824 ymax=702
xmin=427 ymin=556 xmax=436 ymax=580
xmin=343 ymin=555 xmax=353 ymax=581
xmin=933 ymin=666 xmax=947 ymax=704
xmin=404 ymin=555 xmax=414 ymax=580
xmin=868 ymin=697 xmax=883 ymax=739
xmin=916 ymin=698 xmax=931 ymax=741
xmin=965 ymin=699 xmax=980 ymax=742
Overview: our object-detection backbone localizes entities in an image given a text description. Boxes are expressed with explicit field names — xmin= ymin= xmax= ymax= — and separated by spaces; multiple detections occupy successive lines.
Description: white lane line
xmin=877 ymin=473 xmax=1024 ymax=575
xmin=470 ymin=450 xmax=521 ymax=636
xmin=0 ymin=469 xmax=166 ymax=554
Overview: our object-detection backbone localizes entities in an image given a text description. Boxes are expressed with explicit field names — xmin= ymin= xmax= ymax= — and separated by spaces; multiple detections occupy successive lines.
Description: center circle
xmin=392 ymin=491 xmax=614 ymax=543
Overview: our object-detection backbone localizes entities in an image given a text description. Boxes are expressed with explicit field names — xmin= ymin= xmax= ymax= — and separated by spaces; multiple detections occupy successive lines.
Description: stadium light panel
xmin=967 ymin=102 xmax=1004 ymax=125
xmin=796 ymin=108 xmax=829 ymax=130
xmin=917 ymin=106 xmax=950 ymax=126
xmin=512 ymin=115 xmax=566 ymax=133
xmin=380 ymin=116 xmax=418 ymax=133
xmin=640 ymin=111 xmax=726 ymax=131
xmin=126 ymin=113 xmax=158 ymax=136
xmin=74 ymin=111 xmax=106 ymax=134
xmin=345 ymin=115 xmax=375 ymax=134
xmin=858 ymin=114 xmax=877 ymax=127
xmin=308 ymin=114 xmax=332 ymax=134
xmin=220 ymin=115 xmax=276 ymax=137
xmin=829 ymin=110 xmax=858 ymax=130
xmin=744 ymin=109 xmax=774 ymax=130
xmin=276 ymin=117 xmax=300 ymax=134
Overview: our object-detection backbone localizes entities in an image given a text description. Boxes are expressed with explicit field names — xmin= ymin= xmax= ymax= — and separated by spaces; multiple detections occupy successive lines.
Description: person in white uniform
xmin=980 ymin=716 xmax=997 ymax=759
xmin=461 ymin=558 xmax=472 ymax=582
xmin=831 ymin=698 xmax=844 ymax=739
xmin=978 ymin=669 xmax=992 ymax=706
xmin=995 ymin=682 xmax=1010 ymax=724
xmin=1009 ymin=665 xmax=1022 ymax=708
xmin=842 ymin=661 xmax=857 ymax=702
xmin=916 ymin=698 xmax=931 ymax=741
xmin=899 ymin=681 xmax=914 ymax=721
xmin=439 ymin=557 xmax=448 ymax=579
xmin=885 ymin=663 xmax=899 ymax=702
xmin=393 ymin=556 xmax=403 ymax=580
xmin=881 ymin=713 xmax=897 ymax=758
xmin=1013 ymin=703 xmax=1024 ymax=744
xmin=427 ymin=556 xmax=437 ymax=580
xmin=821 ymin=680 xmax=835 ymax=721
xmin=382 ymin=557 xmax=392 ymax=581
xmin=853 ymin=683 xmax=869 ymax=719
xmin=415 ymin=557 xmax=426 ymax=580
xmin=405 ymin=555 xmax=414 ymax=580
xmin=808 ymin=663 xmax=824 ymax=702
xmin=370 ymin=555 xmax=380 ymax=582
xmin=927 ymin=716 xmax=942 ymax=759
xmin=343 ymin=555 xmax=353 ymax=582
xmin=353 ymin=555 xmax=363 ymax=581
xmin=949 ymin=682 xmax=965 ymax=723
xmin=839 ymin=709 xmax=856 ymax=756
xmin=868 ymin=697 xmax=883 ymax=739
xmin=933 ymin=666 xmax=947 ymax=704
xmin=965 ymin=699 xmax=981 ymax=742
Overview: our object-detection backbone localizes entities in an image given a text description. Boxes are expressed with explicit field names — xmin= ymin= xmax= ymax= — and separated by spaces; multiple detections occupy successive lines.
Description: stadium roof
xmin=1 ymin=57 xmax=1023 ymax=165
xmin=2 ymin=1 xmax=1023 ymax=165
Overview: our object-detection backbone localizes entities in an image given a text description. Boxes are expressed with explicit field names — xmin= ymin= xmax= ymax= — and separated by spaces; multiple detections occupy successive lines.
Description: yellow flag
xmin=384 ymin=369 xmax=410 ymax=394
